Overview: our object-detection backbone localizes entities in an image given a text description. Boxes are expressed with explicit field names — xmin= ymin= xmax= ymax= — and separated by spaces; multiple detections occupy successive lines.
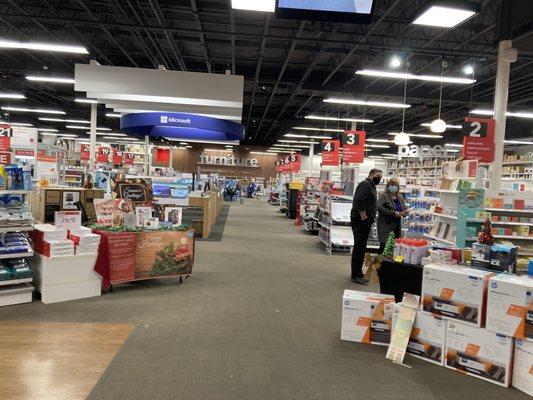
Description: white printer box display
xmin=445 ymin=321 xmax=513 ymax=387
xmin=341 ymin=290 xmax=395 ymax=346
xmin=486 ymin=274 xmax=533 ymax=340
xmin=513 ymin=339 xmax=533 ymax=396
xmin=393 ymin=307 xmax=447 ymax=366
xmin=421 ymin=264 xmax=493 ymax=327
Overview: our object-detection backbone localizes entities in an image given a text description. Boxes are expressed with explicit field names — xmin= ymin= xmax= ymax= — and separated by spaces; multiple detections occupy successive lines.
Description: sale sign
xmin=462 ymin=117 xmax=495 ymax=163
xmin=97 ymin=147 xmax=112 ymax=163
xmin=80 ymin=144 xmax=90 ymax=161
xmin=342 ymin=130 xmax=366 ymax=163
xmin=321 ymin=140 xmax=340 ymax=166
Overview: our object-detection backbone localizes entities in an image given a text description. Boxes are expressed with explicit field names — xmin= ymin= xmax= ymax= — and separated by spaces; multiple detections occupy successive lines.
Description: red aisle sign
xmin=321 ymin=140 xmax=340 ymax=166
xmin=0 ymin=136 xmax=10 ymax=151
xmin=462 ymin=117 xmax=495 ymax=163
xmin=80 ymin=144 xmax=90 ymax=161
xmin=113 ymin=149 xmax=123 ymax=165
xmin=0 ymin=124 xmax=12 ymax=139
xmin=275 ymin=159 xmax=283 ymax=173
xmin=15 ymin=150 xmax=34 ymax=157
xmin=0 ymin=152 xmax=11 ymax=165
xmin=275 ymin=154 xmax=301 ymax=173
xmin=342 ymin=130 xmax=366 ymax=163
xmin=97 ymin=147 xmax=112 ymax=163
xmin=123 ymin=152 xmax=135 ymax=165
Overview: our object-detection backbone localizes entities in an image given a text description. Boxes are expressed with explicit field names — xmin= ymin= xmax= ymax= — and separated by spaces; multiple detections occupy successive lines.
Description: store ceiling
xmin=0 ymin=0 xmax=532 ymax=154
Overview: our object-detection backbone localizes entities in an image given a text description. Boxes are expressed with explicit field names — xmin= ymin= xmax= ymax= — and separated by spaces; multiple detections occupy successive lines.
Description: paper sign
xmin=54 ymin=211 xmax=82 ymax=230
xmin=113 ymin=150 xmax=123 ymax=165
xmin=36 ymin=155 xmax=59 ymax=186
xmin=10 ymin=126 xmax=37 ymax=148
xmin=342 ymin=131 xmax=366 ymax=163
xmin=386 ymin=293 xmax=420 ymax=364
xmin=321 ymin=140 xmax=340 ymax=166
xmin=15 ymin=150 xmax=34 ymax=157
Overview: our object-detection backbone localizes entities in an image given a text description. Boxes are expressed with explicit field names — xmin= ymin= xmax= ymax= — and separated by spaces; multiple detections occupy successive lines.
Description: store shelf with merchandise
xmin=301 ymin=177 xmax=321 ymax=233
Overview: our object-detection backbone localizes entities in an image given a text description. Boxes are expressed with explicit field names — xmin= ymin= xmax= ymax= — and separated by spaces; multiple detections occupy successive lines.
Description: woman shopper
xmin=377 ymin=177 xmax=408 ymax=253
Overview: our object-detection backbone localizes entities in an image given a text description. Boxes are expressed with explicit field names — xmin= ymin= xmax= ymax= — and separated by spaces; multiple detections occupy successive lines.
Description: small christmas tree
xmin=477 ymin=218 xmax=494 ymax=245
xmin=382 ymin=231 xmax=395 ymax=257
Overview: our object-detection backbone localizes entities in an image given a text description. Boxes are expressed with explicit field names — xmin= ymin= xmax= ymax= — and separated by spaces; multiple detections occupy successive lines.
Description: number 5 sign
xmin=342 ymin=131 xmax=366 ymax=163
xmin=462 ymin=117 xmax=495 ymax=163
xmin=321 ymin=140 xmax=340 ymax=166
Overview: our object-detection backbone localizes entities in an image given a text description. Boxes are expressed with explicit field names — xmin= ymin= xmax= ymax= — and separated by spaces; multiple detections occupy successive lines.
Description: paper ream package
xmin=386 ymin=293 xmax=420 ymax=364
xmin=421 ymin=263 xmax=493 ymax=327
xmin=445 ymin=321 xmax=513 ymax=387
xmin=486 ymin=274 xmax=533 ymax=340
xmin=341 ymin=290 xmax=395 ymax=346
xmin=513 ymin=339 xmax=533 ymax=396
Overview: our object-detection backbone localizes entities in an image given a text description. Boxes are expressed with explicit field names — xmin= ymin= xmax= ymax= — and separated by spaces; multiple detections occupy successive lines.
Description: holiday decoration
xmin=364 ymin=253 xmax=382 ymax=284
xmin=150 ymin=242 xmax=193 ymax=277
xmin=382 ymin=232 xmax=396 ymax=257
xmin=477 ymin=218 xmax=494 ymax=245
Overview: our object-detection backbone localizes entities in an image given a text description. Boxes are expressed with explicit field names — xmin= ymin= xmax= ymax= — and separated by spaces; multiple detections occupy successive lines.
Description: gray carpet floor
xmin=0 ymin=200 xmax=528 ymax=399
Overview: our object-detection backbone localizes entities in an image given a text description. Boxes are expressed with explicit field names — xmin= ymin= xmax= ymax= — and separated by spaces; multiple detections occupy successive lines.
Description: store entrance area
xmin=0 ymin=200 xmax=523 ymax=400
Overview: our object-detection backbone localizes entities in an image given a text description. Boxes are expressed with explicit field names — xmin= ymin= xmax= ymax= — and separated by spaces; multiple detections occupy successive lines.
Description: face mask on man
xmin=372 ymin=175 xmax=382 ymax=185
xmin=388 ymin=185 xmax=398 ymax=193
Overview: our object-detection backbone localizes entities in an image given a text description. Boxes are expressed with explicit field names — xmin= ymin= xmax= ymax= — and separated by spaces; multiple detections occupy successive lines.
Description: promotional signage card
xmin=54 ymin=211 xmax=82 ymax=230
xmin=0 ymin=135 xmax=10 ymax=151
xmin=462 ymin=117 xmax=495 ymax=162
xmin=321 ymin=140 xmax=340 ymax=166
xmin=36 ymin=155 xmax=59 ymax=186
xmin=342 ymin=131 xmax=366 ymax=163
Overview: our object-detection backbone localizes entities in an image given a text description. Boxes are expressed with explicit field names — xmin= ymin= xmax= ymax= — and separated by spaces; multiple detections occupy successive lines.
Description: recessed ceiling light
xmin=0 ymin=39 xmax=88 ymax=54
xmin=412 ymin=3 xmax=479 ymax=28
xmin=324 ymin=98 xmax=411 ymax=108
xmin=75 ymin=98 xmax=97 ymax=104
xmin=293 ymin=126 xmax=344 ymax=132
xmin=305 ymin=115 xmax=373 ymax=123
xmin=105 ymin=113 xmax=122 ymax=118
xmin=231 ymin=0 xmax=275 ymax=12
xmin=355 ymin=69 xmax=476 ymax=84
xmin=26 ymin=75 xmax=75 ymax=84
xmin=0 ymin=93 xmax=25 ymax=99
xmin=39 ymin=117 xmax=90 ymax=123
xmin=1 ymin=106 xmax=65 ymax=114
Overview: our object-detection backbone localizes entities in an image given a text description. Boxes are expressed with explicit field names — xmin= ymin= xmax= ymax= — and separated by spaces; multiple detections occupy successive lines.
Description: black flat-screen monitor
xmin=276 ymin=0 xmax=376 ymax=23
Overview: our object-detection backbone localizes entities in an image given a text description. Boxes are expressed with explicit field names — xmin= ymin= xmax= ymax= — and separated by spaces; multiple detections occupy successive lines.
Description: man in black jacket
xmin=350 ymin=168 xmax=382 ymax=284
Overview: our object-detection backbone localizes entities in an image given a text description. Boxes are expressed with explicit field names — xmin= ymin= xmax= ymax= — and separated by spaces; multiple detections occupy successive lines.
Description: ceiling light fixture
xmin=250 ymin=151 xmax=275 ymax=155
xmin=365 ymin=144 xmax=390 ymax=148
xmin=395 ymin=70 xmax=411 ymax=146
xmin=26 ymin=75 xmax=75 ymax=84
xmin=470 ymin=109 xmax=533 ymax=119
xmin=1 ymin=106 xmax=65 ymax=114
xmin=205 ymin=149 xmax=233 ymax=153
xmin=36 ymin=128 xmax=59 ymax=132
xmin=412 ymin=2 xmax=479 ymax=28
xmin=445 ymin=143 xmax=464 ymax=148
xmin=324 ymin=98 xmax=411 ymax=108
xmin=504 ymin=140 xmax=533 ymax=145
xmin=366 ymin=138 xmax=394 ymax=143
xmin=39 ymin=132 xmax=58 ymax=136
xmin=293 ymin=126 xmax=344 ymax=132
xmin=105 ymin=113 xmax=122 ymax=118
xmin=305 ymin=115 xmax=373 ymax=123
xmin=355 ymin=69 xmax=476 ymax=84
xmin=421 ymin=123 xmax=462 ymax=129
xmin=58 ymin=134 xmax=78 ymax=138
xmin=231 ymin=0 xmax=275 ymax=12
xmin=66 ymin=125 xmax=110 ymax=131
xmin=0 ymin=39 xmax=88 ymax=54
xmin=95 ymin=132 xmax=127 ymax=137
xmin=430 ymin=60 xmax=448 ymax=133
xmin=39 ymin=117 xmax=90 ymax=123
xmin=75 ymin=98 xmax=97 ymax=104
xmin=284 ymin=134 xmax=332 ymax=139
xmin=278 ymin=140 xmax=318 ymax=145
xmin=0 ymin=93 xmax=25 ymax=99
xmin=390 ymin=56 xmax=402 ymax=68
xmin=0 ymin=121 xmax=33 ymax=127
xmin=389 ymin=132 xmax=444 ymax=139
xmin=463 ymin=65 xmax=474 ymax=75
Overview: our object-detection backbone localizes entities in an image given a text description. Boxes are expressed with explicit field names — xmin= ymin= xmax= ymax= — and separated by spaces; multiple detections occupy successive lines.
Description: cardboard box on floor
xmin=445 ymin=320 xmax=513 ymax=387
xmin=513 ymin=339 xmax=533 ymax=396
xmin=341 ymin=290 xmax=395 ymax=346
xmin=392 ymin=307 xmax=447 ymax=366
xmin=486 ymin=274 xmax=533 ymax=340
xmin=421 ymin=263 xmax=493 ymax=327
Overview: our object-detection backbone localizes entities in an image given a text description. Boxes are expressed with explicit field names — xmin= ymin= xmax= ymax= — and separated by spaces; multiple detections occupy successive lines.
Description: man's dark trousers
xmin=351 ymin=218 xmax=372 ymax=279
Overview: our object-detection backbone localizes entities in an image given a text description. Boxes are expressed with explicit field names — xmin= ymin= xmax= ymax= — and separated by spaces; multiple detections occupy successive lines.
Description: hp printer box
xmin=421 ymin=264 xmax=493 ymax=327
xmin=486 ymin=274 xmax=533 ymax=340
xmin=445 ymin=321 xmax=513 ymax=387
xmin=341 ymin=290 xmax=395 ymax=346
xmin=513 ymin=339 xmax=533 ymax=396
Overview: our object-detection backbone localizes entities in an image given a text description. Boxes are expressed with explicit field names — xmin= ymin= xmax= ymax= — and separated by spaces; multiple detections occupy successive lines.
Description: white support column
xmin=308 ymin=143 xmax=314 ymax=175
xmin=169 ymin=147 xmax=173 ymax=172
xmin=89 ymin=102 xmax=97 ymax=173
xmin=144 ymin=135 xmax=150 ymax=175
xmin=490 ymin=40 xmax=517 ymax=191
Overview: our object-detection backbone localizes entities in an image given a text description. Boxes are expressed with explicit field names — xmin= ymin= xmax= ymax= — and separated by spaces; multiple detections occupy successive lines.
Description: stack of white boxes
xmin=69 ymin=227 xmax=101 ymax=255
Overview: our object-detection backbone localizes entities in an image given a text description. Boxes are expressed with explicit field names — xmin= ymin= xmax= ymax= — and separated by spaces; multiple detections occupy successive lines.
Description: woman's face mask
xmin=388 ymin=185 xmax=398 ymax=194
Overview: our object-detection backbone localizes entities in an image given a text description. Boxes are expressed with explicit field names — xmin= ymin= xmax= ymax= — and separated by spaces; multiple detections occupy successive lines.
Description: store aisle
xmin=0 ymin=200 xmax=527 ymax=400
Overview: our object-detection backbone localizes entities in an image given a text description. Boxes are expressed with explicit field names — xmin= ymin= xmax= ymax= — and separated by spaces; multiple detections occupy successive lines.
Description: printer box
xmin=486 ymin=274 xmax=533 ymax=340
xmin=513 ymin=339 xmax=533 ymax=396
xmin=421 ymin=264 xmax=493 ymax=327
xmin=341 ymin=290 xmax=395 ymax=346
xmin=445 ymin=321 xmax=513 ymax=387
xmin=489 ymin=244 xmax=518 ymax=274
xmin=471 ymin=243 xmax=491 ymax=269
xmin=392 ymin=307 xmax=447 ymax=366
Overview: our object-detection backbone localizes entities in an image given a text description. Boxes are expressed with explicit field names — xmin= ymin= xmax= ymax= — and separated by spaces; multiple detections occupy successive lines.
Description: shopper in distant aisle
xmin=377 ymin=177 xmax=409 ymax=254
xmin=350 ymin=169 xmax=382 ymax=285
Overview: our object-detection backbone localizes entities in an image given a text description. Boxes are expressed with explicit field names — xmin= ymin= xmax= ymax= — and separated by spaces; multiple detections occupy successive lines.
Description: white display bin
xmin=32 ymin=253 xmax=102 ymax=304
xmin=0 ymin=283 xmax=34 ymax=306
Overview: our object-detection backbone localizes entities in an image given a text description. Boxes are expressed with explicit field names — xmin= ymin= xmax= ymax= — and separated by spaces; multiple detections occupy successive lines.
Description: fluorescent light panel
xmin=105 ymin=113 xmax=122 ymax=118
xmin=355 ymin=69 xmax=476 ymax=85
xmin=164 ymin=137 xmax=239 ymax=146
xmin=421 ymin=123 xmax=462 ymax=129
xmin=504 ymin=140 xmax=533 ymax=145
xmin=293 ymin=126 xmax=344 ymax=132
xmin=39 ymin=117 xmax=90 ymax=123
xmin=26 ymin=75 xmax=75 ymax=84
xmin=1 ymin=106 xmax=65 ymax=114
xmin=66 ymin=125 xmax=110 ymax=130
xmin=413 ymin=5 xmax=477 ymax=28
xmin=284 ymin=134 xmax=332 ymax=139
xmin=305 ymin=115 xmax=373 ymax=123
xmin=250 ymin=151 xmax=275 ymax=155
xmin=278 ymin=140 xmax=318 ymax=145
xmin=471 ymin=109 xmax=533 ymax=119
xmin=0 ymin=93 xmax=25 ymax=99
xmin=324 ymin=98 xmax=411 ymax=108
xmin=366 ymin=138 xmax=394 ymax=143
xmin=231 ymin=0 xmax=275 ymax=12
xmin=388 ymin=132 xmax=444 ymax=139
xmin=37 ymin=128 xmax=58 ymax=132
xmin=0 ymin=40 xmax=88 ymax=54
xmin=75 ymin=98 xmax=97 ymax=104
xmin=0 ymin=121 xmax=33 ymax=127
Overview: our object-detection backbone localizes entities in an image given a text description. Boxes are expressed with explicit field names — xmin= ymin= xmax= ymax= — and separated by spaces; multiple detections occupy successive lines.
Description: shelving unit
xmin=301 ymin=177 xmax=320 ymax=234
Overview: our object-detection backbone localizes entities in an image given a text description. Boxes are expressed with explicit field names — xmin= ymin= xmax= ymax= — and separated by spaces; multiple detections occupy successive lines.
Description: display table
xmin=32 ymin=253 xmax=101 ymax=304
xmin=189 ymin=192 xmax=222 ymax=238
xmin=93 ymin=229 xmax=195 ymax=291
xmin=377 ymin=257 xmax=423 ymax=302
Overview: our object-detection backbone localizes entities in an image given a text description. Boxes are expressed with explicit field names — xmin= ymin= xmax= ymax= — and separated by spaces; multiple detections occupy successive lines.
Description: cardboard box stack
xmin=513 ymin=340 xmax=533 ymax=397
xmin=69 ymin=226 xmax=101 ymax=255
xmin=32 ymin=224 xmax=68 ymax=255
xmin=32 ymin=224 xmax=99 ymax=257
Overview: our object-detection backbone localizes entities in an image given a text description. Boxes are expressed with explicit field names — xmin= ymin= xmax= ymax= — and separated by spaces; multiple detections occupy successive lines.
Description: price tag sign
xmin=54 ymin=211 xmax=82 ymax=230
xmin=342 ymin=130 xmax=366 ymax=164
xmin=462 ymin=117 xmax=495 ymax=162
xmin=321 ymin=140 xmax=340 ymax=166
xmin=97 ymin=147 xmax=111 ymax=163
xmin=80 ymin=144 xmax=90 ymax=161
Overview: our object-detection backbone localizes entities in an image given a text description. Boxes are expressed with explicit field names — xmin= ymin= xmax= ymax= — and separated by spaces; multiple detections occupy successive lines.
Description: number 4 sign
xmin=321 ymin=140 xmax=340 ymax=166
xmin=342 ymin=131 xmax=366 ymax=163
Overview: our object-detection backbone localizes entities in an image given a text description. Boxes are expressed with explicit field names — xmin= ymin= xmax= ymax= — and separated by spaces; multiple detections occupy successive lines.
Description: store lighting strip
xmin=365 ymin=144 xmax=390 ymax=148
xmin=293 ymin=126 xmax=344 ymax=132
xmin=39 ymin=117 xmax=90 ymax=123
xmin=355 ymin=69 xmax=476 ymax=84
xmin=205 ymin=149 xmax=233 ymax=152
xmin=164 ymin=137 xmax=239 ymax=146
xmin=66 ymin=125 xmax=111 ymax=131
xmin=504 ymin=140 xmax=533 ymax=145
xmin=1 ymin=106 xmax=65 ymax=114
xmin=284 ymin=134 xmax=332 ymax=139
xmin=37 ymin=128 xmax=59 ymax=132
xmin=0 ymin=93 xmax=25 ymax=99
xmin=388 ymin=132 xmax=443 ymax=139
xmin=412 ymin=4 xmax=479 ymax=28
xmin=105 ymin=113 xmax=122 ymax=118
xmin=250 ymin=151 xmax=276 ymax=155
xmin=75 ymin=98 xmax=97 ymax=104
xmin=324 ymin=98 xmax=411 ymax=108
xmin=421 ymin=123 xmax=462 ymax=129
xmin=471 ymin=109 xmax=533 ymax=119
xmin=278 ymin=140 xmax=318 ymax=145
xmin=366 ymin=138 xmax=394 ymax=143
xmin=275 ymin=144 xmax=309 ymax=148
xmin=0 ymin=121 xmax=33 ymax=127
xmin=26 ymin=75 xmax=75 ymax=84
xmin=305 ymin=115 xmax=373 ymax=123
xmin=0 ymin=39 xmax=88 ymax=54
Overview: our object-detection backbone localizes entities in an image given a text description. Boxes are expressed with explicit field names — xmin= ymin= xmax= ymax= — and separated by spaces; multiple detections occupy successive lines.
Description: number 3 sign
xmin=462 ymin=117 xmax=495 ymax=163
xmin=342 ymin=131 xmax=366 ymax=163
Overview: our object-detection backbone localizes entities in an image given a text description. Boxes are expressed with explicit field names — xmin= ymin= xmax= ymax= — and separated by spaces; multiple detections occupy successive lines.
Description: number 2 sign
xmin=321 ymin=140 xmax=340 ymax=166
xmin=462 ymin=117 xmax=495 ymax=163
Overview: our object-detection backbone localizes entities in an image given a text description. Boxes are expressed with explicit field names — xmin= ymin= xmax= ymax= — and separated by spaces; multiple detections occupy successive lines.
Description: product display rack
xmin=64 ymin=166 xmax=85 ymax=188
xmin=301 ymin=178 xmax=321 ymax=233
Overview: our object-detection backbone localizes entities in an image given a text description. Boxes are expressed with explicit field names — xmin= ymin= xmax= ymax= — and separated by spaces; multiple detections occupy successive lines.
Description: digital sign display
xmin=276 ymin=0 xmax=375 ymax=23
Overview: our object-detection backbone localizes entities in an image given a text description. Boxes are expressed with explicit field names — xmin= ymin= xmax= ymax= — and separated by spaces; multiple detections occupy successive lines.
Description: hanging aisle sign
xmin=80 ymin=144 xmax=90 ymax=161
xmin=321 ymin=140 xmax=340 ymax=166
xmin=97 ymin=147 xmax=112 ymax=163
xmin=462 ymin=117 xmax=495 ymax=163
xmin=342 ymin=130 xmax=366 ymax=163
xmin=113 ymin=149 xmax=123 ymax=165
xmin=123 ymin=152 xmax=135 ymax=165
xmin=275 ymin=154 xmax=301 ymax=173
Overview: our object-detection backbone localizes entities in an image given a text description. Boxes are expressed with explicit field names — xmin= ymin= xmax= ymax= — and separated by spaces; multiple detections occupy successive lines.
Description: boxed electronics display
xmin=341 ymin=290 xmax=395 ymax=346
xmin=445 ymin=321 xmax=513 ymax=387
xmin=486 ymin=274 xmax=533 ymax=340
xmin=421 ymin=264 xmax=493 ymax=327
xmin=513 ymin=339 xmax=533 ymax=396
xmin=489 ymin=244 xmax=518 ymax=274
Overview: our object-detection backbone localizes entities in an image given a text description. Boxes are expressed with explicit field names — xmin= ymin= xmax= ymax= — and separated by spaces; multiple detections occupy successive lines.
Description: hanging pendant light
xmin=396 ymin=64 xmax=411 ymax=146
xmin=431 ymin=61 xmax=447 ymax=133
